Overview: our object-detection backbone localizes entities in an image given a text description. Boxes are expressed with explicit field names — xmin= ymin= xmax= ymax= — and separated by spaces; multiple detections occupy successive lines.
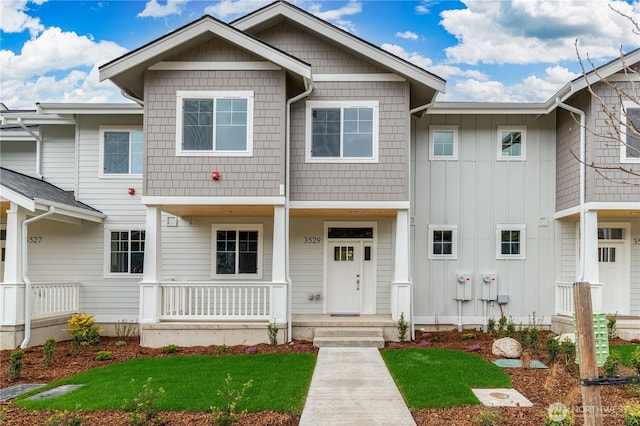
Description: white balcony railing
xmin=159 ymin=282 xmax=284 ymax=321
xmin=31 ymin=282 xmax=80 ymax=319
xmin=555 ymin=281 xmax=603 ymax=316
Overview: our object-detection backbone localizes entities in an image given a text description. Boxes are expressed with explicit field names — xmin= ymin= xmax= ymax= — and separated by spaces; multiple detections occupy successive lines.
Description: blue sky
xmin=3 ymin=0 xmax=640 ymax=109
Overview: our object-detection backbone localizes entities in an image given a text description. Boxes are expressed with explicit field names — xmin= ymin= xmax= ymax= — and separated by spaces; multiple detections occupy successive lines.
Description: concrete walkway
xmin=299 ymin=347 xmax=416 ymax=426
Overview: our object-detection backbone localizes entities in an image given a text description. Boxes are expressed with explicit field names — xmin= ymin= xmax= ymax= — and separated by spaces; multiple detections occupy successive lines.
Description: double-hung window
xmin=306 ymin=100 xmax=378 ymax=162
xmin=211 ymin=224 xmax=263 ymax=278
xmin=430 ymin=126 xmax=458 ymax=160
xmin=497 ymin=126 xmax=526 ymax=160
xmin=100 ymin=127 xmax=143 ymax=176
xmin=105 ymin=228 xmax=145 ymax=275
xmin=428 ymin=225 xmax=457 ymax=259
xmin=176 ymin=91 xmax=253 ymax=156
xmin=496 ymin=224 xmax=525 ymax=259
xmin=621 ymin=101 xmax=640 ymax=162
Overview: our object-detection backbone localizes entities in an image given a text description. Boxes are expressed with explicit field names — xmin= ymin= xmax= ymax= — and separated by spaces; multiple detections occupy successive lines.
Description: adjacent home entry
xmin=324 ymin=222 xmax=376 ymax=315
xmin=598 ymin=224 xmax=630 ymax=315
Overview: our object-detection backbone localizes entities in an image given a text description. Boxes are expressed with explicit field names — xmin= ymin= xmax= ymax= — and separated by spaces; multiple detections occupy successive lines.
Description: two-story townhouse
xmin=2 ymin=1 xmax=639 ymax=349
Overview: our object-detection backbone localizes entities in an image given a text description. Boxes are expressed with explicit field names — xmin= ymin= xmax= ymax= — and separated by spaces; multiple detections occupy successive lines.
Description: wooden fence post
xmin=573 ymin=281 xmax=603 ymax=426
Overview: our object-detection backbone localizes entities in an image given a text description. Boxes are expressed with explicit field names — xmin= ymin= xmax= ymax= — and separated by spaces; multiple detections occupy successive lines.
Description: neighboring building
xmin=1 ymin=1 xmax=639 ymax=349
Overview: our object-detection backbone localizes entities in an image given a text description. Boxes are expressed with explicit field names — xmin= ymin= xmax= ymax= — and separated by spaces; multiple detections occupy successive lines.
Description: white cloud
xmin=440 ymin=0 xmax=640 ymax=65
xmin=308 ymin=1 xmax=362 ymax=33
xmin=415 ymin=1 xmax=432 ymax=15
xmin=0 ymin=0 xmax=45 ymax=37
xmin=396 ymin=31 xmax=418 ymax=41
xmin=138 ymin=0 xmax=188 ymax=18
xmin=204 ymin=0 xmax=272 ymax=20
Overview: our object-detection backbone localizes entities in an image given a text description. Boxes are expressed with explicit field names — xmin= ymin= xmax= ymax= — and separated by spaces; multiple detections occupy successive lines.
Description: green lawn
xmin=16 ymin=353 xmax=316 ymax=414
xmin=381 ymin=348 xmax=512 ymax=409
xmin=610 ymin=344 xmax=640 ymax=368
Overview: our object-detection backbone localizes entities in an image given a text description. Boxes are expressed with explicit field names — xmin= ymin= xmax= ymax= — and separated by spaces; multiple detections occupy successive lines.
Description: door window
xmin=334 ymin=246 xmax=354 ymax=262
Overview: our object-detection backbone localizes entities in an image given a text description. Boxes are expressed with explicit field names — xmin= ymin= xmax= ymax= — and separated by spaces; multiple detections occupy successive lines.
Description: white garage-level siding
xmin=0 ymin=141 xmax=37 ymax=176
xmin=411 ymin=113 xmax=557 ymax=324
xmin=40 ymin=125 xmax=76 ymax=191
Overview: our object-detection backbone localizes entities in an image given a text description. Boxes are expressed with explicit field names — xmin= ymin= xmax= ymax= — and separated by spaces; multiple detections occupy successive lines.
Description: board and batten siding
xmin=0 ymin=141 xmax=37 ymax=177
xmin=411 ymin=113 xmax=557 ymax=323
xmin=289 ymin=217 xmax=393 ymax=314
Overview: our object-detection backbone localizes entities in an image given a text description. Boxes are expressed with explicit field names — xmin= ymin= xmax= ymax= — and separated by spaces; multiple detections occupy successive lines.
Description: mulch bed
xmin=1 ymin=330 xmax=639 ymax=425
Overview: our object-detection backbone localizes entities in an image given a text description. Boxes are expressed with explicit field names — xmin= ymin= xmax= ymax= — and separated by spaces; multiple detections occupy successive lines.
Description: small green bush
xmin=544 ymin=403 xmax=574 ymax=425
xmin=65 ymin=313 xmax=102 ymax=350
xmin=506 ymin=317 xmax=516 ymax=338
xmin=267 ymin=323 xmax=279 ymax=346
xmin=546 ymin=334 xmax=561 ymax=364
xmin=96 ymin=351 xmax=114 ymax=361
xmin=603 ymin=350 xmax=621 ymax=377
xmin=397 ymin=312 xmax=409 ymax=343
xmin=462 ymin=333 xmax=477 ymax=340
xmin=115 ymin=340 xmax=127 ymax=348
xmin=497 ymin=315 xmax=507 ymax=338
xmin=529 ymin=327 xmax=540 ymax=355
xmin=42 ymin=337 xmax=57 ymax=367
xmin=123 ymin=377 xmax=165 ymax=426
xmin=45 ymin=408 xmax=86 ymax=426
xmin=472 ymin=408 xmax=499 ymax=426
xmin=487 ymin=317 xmax=496 ymax=336
xmin=214 ymin=344 xmax=228 ymax=355
xmin=560 ymin=339 xmax=576 ymax=371
xmin=630 ymin=345 xmax=640 ymax=374
xmin=161 ymin=344 xmax=179 ymax=354
xmin=7 ymin=349 xmax=24 ymax=381
xmin=624 ymin=402 xmax=640 ymax=426
xmin=626 ymin=384 xmax=640 ymax=398
xmin=211 ymin=373 xmax=253 ymax=426
xmin=518 ymin=326 xmax=530 ymax=349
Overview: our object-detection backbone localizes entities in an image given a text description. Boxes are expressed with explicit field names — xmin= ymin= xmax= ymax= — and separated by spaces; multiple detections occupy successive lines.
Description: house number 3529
xmin=28 ymin=236 xmax=42 ymax=243
xmin=304 ymin=237 xmax=321 ymax=244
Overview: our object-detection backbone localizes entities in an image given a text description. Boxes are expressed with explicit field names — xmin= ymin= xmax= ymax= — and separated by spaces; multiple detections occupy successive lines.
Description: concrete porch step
xmin=313 ymin=327 xmax=385 ymax=348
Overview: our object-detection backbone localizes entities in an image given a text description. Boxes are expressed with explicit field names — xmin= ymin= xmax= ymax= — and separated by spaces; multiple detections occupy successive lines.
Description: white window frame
xmin=305 ymin=100 xmax=379 ymax=163
xmin=99 ymin=126 xmax=143 ymax=178
xmin=497 ymin=126 xmax=526 ymax=161
xmin=429 ymin=125 xmax=458 ymax=160
xmin=496 ymin=224 xmax=526 ymax=259
xmin=428 ymin=224 xmax=458 ymax=259
xmin=621 ymin=101 xmax=640 ymax=163
xmin=103 ymin=226 xmax=145 ymax=277
xmin=176 ymin=90 xmax=254 ymax=157
xmin=211 ymin=224 xmax=263 ymax=279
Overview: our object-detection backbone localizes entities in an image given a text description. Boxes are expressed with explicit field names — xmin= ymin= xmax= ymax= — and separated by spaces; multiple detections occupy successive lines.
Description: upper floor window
xmin=430 ymin=125 xmax=458 ymax=160
xmin=428 ymin=225 xmax=457 ymax=259
xmin=176 ymin=91 xmax=253 ymax=156
xmin=306 ymin=100 xmax=378 ymax=163
xmin=100 ymin=127 xmax=143 ymax=177
xmin=497 ymin=126 xmax=526 ymax=160
xmin=211 ymin=224 xmax=263 ymax=278
xmin=496 ymin=224 xmax=525 ymax=259
xmin=105 ymin=228 xmax=145 ymax=276
xmin=621 ymin=101 xmax=640 ymax=162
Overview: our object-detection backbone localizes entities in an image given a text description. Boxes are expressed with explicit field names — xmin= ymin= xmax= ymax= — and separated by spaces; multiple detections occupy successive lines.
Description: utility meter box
xmin=455 ymin=273 xmax=473 ymax=301
xmin=480 ymin=273 xmax=498 ymax=300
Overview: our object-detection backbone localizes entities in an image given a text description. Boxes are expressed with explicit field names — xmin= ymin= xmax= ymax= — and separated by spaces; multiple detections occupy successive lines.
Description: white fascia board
xmin=1 ymin=113 xmax=75 ymax=125
xmin=33 ymin=198 xmax=105 ymax=222
xmin=554 ymin=201 xmax=640 ymax=219
xmin=37 ymin=103 xmax=143 ymax=115
xmin=233 ymin=5 xmax=444 ymax=92
xmin=100 ymin=19 xmax=311 ymax=82
xmin=289 ymin=201 xmax=410 ymax=209
xmin=428 ymin=103 xmax=548 ymax=115
xmin=141 ymin=196 xmax=286 ymax=206
xmin=0 ymin=187 xmax=36 ymax=212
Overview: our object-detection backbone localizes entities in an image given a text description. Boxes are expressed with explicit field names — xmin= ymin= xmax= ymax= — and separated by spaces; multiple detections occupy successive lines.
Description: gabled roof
xmin=99 ymin=14 xmax=312 ymax=100
xmin=0 ymin=168 xmax=104 ymax=222
xmin=232 ymin=1 xmax=446 ymax=99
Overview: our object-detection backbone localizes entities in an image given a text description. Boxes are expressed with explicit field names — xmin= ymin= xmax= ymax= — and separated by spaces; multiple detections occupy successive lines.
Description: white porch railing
xmin=555 ymin=281 xmax=603 ymax=316
xmin=31 ymin=282 xmax=80 ymax=319
xmin=159 ymin=282 xmax=282 ymax=321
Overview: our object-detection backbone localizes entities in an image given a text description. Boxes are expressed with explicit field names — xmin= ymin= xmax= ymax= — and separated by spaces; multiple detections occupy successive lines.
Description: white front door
xmin=327 ymin=242 xmax=362 ymax=313
xmin=598 ymin=241 xmax=628 ymax=314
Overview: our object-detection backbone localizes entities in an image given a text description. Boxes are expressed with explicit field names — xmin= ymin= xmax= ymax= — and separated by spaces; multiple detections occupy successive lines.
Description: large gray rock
xmin=492 ymin=337 xmax=522 ymax=359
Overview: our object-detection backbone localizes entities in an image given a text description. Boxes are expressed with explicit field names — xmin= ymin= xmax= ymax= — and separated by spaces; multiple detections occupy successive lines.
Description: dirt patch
xmin=1 ymin=331 xmax=638 ymax=425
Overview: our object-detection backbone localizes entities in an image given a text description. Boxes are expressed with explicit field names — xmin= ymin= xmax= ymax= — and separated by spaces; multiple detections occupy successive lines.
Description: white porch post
xmin=583 ymin=210 xmax=601 ymax=310
xmin=392 ymin=209 xmax=411 ymax=321
xmin=0 ymin=204 xmax=26 ymax=326
xmin=140 ymin=206 xmax=161 ymax=323
xmin=271 ymin=206 xmax=287 ymax=323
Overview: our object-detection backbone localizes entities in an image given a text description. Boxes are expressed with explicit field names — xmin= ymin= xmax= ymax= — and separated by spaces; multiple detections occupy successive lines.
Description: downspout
xmin=408 ymin=101 xmax=434 ymax=340
xmin=17 ymin=117 xmax=43 ymax=179
xmin=20 ymin=206 xmax=56 ymax=348
xmin=555 ymin=98 xmax=586 ymax=281
xmin=121 ymin=90 xmax=144 ymax=107
xmin=285 ymin=78 xmax=314 ymax=342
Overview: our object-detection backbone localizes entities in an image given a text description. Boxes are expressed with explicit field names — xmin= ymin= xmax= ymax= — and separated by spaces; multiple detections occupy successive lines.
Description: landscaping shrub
xmin=472 ymin=407 xmax=499 ymax=426
xmin=397 ymin=312 xmax=409 ymax=342
xmin=123 ymin=377 xmax=165 ymax=426
xmin=65 ymin=313 xmax=102 ymax=354
xmin=546 ymin=334 xmax=560 ymax=364
xmin=42 ymin=337 xmax=57 ymax=367
xmin=96 ymin=351 xmax=114 ymax=361
xmin=624 ymin=402 xmax=640 ymax=426
xmin=7 ymin=349 xmax=24 ymax=381
xmin=161 ymin=344 xmax=179 ymax=354
xmin=267 ymin=323 xmax=279 ymax=346
xmin=211 ymin=373 xmax=253 ymax=426
xmin=603 ymin=350 xmax=621 ymax=377
xmin=631 ymin=345 xmax=640 ymax=374
xmin=544 ymin=403 xmax=574 ymax=425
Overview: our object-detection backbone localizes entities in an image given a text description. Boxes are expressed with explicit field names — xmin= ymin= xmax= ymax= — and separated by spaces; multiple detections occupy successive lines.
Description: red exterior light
xmin=212 ymin=171 xmax=221 ymax=180
xmin=128 ymin=187 xmax=135 ymax=195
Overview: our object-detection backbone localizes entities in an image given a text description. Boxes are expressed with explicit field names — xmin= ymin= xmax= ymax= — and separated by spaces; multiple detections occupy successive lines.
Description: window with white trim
xmin=105 ymin=228 xmax=145 ymax=275
xmin=176 ymin=91 xmax=253 ymax=156
xmin=100 ymin=127 xmax=143 ymax=176
xmin=429 ymin=126 xmax=458 ymax=160
xmin=496 ymin=224 xmax=525 ymax=259
xmin=428 ymin=225 xmax=457 ymax=259
xmin=497 ymin=126 xmax=526 ymax=160
xmin=211 ymin=224 xmax=263 ymax=278
xmin=306 ymin=100 xmax=378 ymax=162
xmin=621 ymin=101 xmax=640 ymax=162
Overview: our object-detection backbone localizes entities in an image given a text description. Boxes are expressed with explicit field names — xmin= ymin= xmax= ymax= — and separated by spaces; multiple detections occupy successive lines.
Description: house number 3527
xmin=28 ymin=236 xmax=42 ymax=243
xmin=304 ymin=237 xmax=321 ymax=244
